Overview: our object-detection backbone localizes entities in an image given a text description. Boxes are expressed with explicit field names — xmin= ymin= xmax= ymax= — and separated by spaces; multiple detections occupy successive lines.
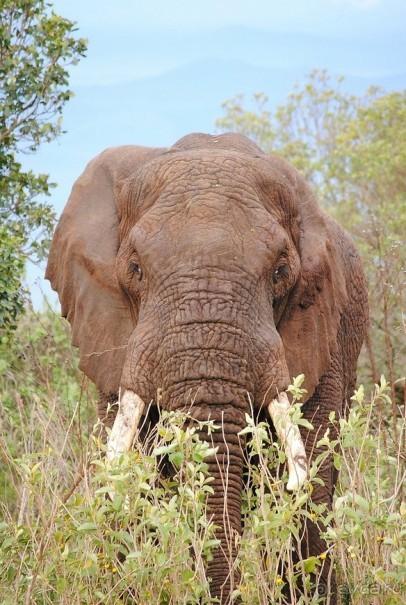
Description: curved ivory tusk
xmin=268 ymin=391 xmax=308 ymax=491
xmin=106 ymin=389 xmax=145 ymax=462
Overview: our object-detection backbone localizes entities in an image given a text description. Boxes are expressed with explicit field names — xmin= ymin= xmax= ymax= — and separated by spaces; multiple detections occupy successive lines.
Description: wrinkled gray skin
xmin=46 ymin=133 xmax=368 ymax=603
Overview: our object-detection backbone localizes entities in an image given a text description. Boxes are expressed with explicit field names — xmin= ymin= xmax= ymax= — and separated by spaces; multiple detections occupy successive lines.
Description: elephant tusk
xmin=268 ymin=391 xmax=308 ymax=491
xmin=106 ymin=389 xmax=145 ymax=461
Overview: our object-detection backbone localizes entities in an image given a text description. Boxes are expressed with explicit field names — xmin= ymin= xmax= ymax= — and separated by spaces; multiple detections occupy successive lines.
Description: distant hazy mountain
xmin=81 ymin=26 xmax=405 ymax=85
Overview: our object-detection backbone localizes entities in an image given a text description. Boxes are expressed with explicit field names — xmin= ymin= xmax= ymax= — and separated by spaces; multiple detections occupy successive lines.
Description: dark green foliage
xmin=0 ymin=0 xmax=87 ymax=334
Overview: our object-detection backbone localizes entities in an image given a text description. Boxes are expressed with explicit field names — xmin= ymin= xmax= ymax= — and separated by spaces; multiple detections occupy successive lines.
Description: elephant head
xmin=46 ymin=133 xmax=353 ymax=602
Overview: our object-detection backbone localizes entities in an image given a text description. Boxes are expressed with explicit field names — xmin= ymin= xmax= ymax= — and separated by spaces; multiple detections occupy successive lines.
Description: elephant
xmin=46 ymin=132 xmax=368 ymax=604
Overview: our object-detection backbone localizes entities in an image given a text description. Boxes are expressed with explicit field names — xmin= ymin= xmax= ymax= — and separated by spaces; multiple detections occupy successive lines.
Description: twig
xmin=60 ymin=460 xmax=94 ymax=505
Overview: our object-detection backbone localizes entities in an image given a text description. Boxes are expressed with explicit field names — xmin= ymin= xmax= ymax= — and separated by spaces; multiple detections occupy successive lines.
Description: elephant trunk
xmin=194 ymin=408 xmax=246 ymax=604
xmin=106 ymin=387 xmax=308 ymax=604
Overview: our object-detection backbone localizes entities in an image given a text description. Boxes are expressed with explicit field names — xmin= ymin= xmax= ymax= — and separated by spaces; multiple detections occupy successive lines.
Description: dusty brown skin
xmin=46 ymin=133 xmax=368 ymax=603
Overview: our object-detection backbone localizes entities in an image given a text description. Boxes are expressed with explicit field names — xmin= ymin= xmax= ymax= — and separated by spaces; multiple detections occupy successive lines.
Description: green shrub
xmin=0 ymin=312 xmax=404 ymax=603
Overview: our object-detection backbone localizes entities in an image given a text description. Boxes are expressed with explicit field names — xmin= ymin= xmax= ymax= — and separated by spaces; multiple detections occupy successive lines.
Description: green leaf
xmin=303 ymin=556 xmax=321 ymax=573
xmin=6 ymin=566 xmax=16 ymax=582
xmin=353 ymin=494 xmax=370 ymax=511
xmin=169 ymin=451 xmax=184 ymax=467
xmin=182 ymin=569 xmax=195 ymax=583
xmin=0 ymin=0 xmax=87 ymax=334
xmin=76 ymin=522 xmax=98 ymax=532
xmin=57 ymin=577 xmax=67 ymax=594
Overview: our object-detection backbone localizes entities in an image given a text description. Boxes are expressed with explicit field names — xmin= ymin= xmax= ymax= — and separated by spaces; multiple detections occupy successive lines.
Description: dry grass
xmin=0 ymin=313 xmax=405 ymax=604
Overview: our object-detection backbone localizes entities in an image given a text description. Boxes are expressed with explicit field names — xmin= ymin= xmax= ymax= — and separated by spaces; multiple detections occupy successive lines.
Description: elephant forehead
xmin=129 ymin=199 xmax=288 ymax=276
xmin=121 ymin=150 xmax=298 ymax=268
xmin=138 ymin=154 xmax=280 ymax=221
xmin=119 ymin=150 xmax=298 ymax=230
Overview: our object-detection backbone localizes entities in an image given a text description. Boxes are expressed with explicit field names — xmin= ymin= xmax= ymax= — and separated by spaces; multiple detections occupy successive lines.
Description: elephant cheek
xmin=255 ymin=342 xmax=291 ymax=406
xmin=119 ymin=329 xmax=158 ymax=404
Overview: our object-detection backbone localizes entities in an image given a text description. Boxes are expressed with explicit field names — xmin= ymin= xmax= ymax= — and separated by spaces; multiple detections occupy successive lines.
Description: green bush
xmin=0 ymin=316 xmax=404 ymax=605
xmin=0 ymin=413 xmax=219 ymax=604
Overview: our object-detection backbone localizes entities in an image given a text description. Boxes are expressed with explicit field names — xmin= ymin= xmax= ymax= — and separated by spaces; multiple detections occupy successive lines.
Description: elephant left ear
xmin=276 ymin=170 xmax=348 ymax=403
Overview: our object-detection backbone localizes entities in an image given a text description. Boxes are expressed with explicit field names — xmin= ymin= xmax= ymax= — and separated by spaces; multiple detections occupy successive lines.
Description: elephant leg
xmin=296 ymin=327 xmax=361 ymax=605
xmin=296 ymin=518 xmax=337 ymax=604
xmin=295 ymin=371 xmax=344 ymax=605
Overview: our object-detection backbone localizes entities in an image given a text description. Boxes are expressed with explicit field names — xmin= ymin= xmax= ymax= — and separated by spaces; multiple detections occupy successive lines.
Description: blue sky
xmin=25 ymin=0 xmax=406 ymax=305
xmin=59 ymin=0 xmax=405 ymax=84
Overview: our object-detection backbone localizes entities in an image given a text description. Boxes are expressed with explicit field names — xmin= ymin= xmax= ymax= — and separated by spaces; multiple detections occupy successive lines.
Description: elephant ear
xmin=45 ymin=145 xmax=164 ymax=395
xmin=272 ymin=158 xmax=348 ymax=403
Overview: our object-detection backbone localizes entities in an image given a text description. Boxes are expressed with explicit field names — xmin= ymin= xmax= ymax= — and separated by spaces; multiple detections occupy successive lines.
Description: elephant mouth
xmin=106 ymin=388 xmax=308 ymax=491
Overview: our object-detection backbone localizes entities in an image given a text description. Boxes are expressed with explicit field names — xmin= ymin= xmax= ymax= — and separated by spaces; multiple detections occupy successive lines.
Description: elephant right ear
xmin=267 ymin=156 xmax=349 ymax=404
xmin=45 ymin=146 xmax=164 ymax=395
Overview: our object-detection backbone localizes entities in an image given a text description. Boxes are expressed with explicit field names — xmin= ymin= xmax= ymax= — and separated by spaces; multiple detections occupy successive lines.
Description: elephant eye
xmin=130 ymin=261 xmax=143 ymax=281
xmin=273 ymin=263 xmax=289 ymax=284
